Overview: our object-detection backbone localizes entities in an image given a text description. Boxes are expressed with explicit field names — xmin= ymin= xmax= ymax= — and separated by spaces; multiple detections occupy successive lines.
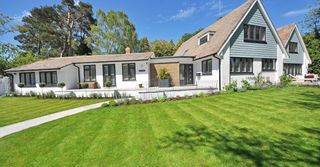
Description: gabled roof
xmin=174 ymin=0 xmax=257 ymax=58
xmin=277 ymin=23 xmax=312 ymax=64
xmin=175 ymin=0 xmax=288 ymax=59
xmin=277 ymin=23 xmax=296 ymax=46
xmin=6 ymin=52 xmax=154 ymax=72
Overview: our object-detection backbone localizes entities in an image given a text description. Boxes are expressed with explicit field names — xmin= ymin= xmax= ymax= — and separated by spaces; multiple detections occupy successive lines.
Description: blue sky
xmin=0 ymin=0 xmax=316 ymax=45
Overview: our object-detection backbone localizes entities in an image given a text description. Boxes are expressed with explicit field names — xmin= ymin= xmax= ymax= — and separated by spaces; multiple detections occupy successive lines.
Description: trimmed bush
xmin=225 ymin=81 xmax=238 ymax=92
xmin=108 ymin=100 xmax=118 ymax=107
xmin=18 ymin=83 xmax=25 ymax=88
xmin=58 ymin=82 xmax=66 ymax=88
xmin=280 ymin=75 xmax=293 ymax=87
xmin=80 ymin=83 xmax=89 ymax=89
xmin=105 ymin=80 xmax=112 ymax=88
xmin=241 ymin=80 xmax=251 ymax=90
xmin=39 ymin=83 xmax=46 ymax=88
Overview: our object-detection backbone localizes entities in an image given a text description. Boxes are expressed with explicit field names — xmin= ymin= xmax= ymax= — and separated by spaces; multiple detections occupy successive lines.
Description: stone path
xmin=0 ymin=102 xmax=107 ymax=138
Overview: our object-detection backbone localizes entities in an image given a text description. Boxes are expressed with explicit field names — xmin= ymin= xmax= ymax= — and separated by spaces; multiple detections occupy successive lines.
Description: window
xmin=40 ymin=71 xmax=58 ymax=86
xmin=202 ymin=59 xmax=212 ymax=75
xmin=103 ymin=64 xmax=116 ymax=86
xmin=230 ymin=58 xmax=253 ymax=74
xmin=262 ymin=59 xmax=276 ymax=71
xmin=284 ymin=64 xmax=302 ymax=76
xmin=289 ymin=42 xmax=298 ymax=53
xmin=19 ymin=72 xmax=36 ymax=87
xmin=84 ymin=65 xmax=96 ymax=82
xmin=199 ymin=36 xmax=208 ymax=45
xmin=244 ymin=24 xmax=266 ymax=43
xmin=122 ymin=63 xmax=136 ymax=81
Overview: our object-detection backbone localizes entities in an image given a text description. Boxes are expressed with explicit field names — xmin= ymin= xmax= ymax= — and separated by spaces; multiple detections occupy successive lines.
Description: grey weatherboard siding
xmin=283 ymin=30 xmax=304 ymax=64
xmin=230 ymin=4 xmax=278 ymax=59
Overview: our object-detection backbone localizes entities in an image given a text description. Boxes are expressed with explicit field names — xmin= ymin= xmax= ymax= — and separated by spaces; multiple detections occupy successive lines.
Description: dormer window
xmin=198 ymin=31 xmax=215 ymax=45
xmin=289 ymin=42 xmax=298 ymax=54
xmin=244 ymin=24 xmax=266 ymax=43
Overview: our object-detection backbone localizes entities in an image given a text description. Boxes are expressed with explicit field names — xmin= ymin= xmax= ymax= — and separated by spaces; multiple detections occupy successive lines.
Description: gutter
xmin=72 ymin=63 xmax=81 ymax=88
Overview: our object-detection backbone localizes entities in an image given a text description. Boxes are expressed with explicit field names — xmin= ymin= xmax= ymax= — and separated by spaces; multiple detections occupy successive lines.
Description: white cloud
xmin=75 ymin=0 xmax=81 ymax=6
xmin=13 ymin=10 xmax=31 ymax=21
xmin=282 ymin=8 xmax=309 ymax=17
xmin=205 ymin=0 xmax=222 ymax=10
xmin=169 ymin=7 xmax=197 ymax=21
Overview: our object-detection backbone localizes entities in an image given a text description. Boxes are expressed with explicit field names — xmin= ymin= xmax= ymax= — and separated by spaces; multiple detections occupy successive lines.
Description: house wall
xmin=225 ymin=3 xmax=283 ymax=87
xmin=284 ymin=31 xmax=304 ymax=64
xmin=193 ymin=56 xmax=220 ymax=89
xmin=150 ymin=63 xmax=180 ymax=87
xmin=60 ymin=65 xmax=79 ymax=89
xmin=230 ymin=4 xmax=278 ymax=59
xmin=77 ymin=60 xmax=149 ymax=89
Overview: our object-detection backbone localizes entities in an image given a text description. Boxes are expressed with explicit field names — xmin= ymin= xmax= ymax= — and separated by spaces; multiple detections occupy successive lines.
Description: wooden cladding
xmin=150 ymin=63 xmax=180 ymax=87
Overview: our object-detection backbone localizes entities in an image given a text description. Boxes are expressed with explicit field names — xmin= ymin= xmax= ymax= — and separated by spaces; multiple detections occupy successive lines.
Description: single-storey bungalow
xmin=5 ymin=0 xmax=311 ymax=99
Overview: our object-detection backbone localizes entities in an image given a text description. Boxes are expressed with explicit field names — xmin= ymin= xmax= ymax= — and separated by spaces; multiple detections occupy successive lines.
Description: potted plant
xmin=105 ymin=80 xmax=112 ymax=88
xmin=17 ymin=83 xmax=25 ymax=96
xmin=80 ymin=83 xmax=89 ymax=97
xmin=58 ymin=82 xmax=66 ymax=96
xmin=157 ymin=68 xmax=171 ymax=87
xmin=39 ymin=83 xmax=46 ymax=95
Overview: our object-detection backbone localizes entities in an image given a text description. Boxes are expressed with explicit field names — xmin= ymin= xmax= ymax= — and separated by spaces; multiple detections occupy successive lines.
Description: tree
xmin=303 ymin=33 xmax=320 ymax=74
xmin=15 ymin=0 xmax=95 ymax=57
xmin=174 ymin=39 xmax=183 ymax=52
xmin=303 ymin=0 xmax=320 ymax=38
xmin=181 ymin=28 xmax=203 ymax=42
xmin=10 ymin=52 xmax=39 ymax=68
xmin=0 ymin=13 xmax=19 ymax=75
xmin=150 ymin=40 xmax=176 ymax=57
xmin=303 ymin=0 xmax=320 ymax=74
xmin=86 ymin=10 xmax=138 ymax=54
xmin=138 ymin=37 xmax=150 ymax=52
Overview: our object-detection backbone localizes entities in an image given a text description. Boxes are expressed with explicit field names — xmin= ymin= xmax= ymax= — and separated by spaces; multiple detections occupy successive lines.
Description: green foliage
xmin=181 ymin=28 xmax=204 ymax=42
xmin=39 ymin=91 xmax=56 ymax=99
xmin=241 ymin=80 xmax=251 ymax=90
xmin=157 ymin=97 xmax=168 ymax=103
xmin=225 ymin=81 xmax=238 ymax=92
xmin=157 ymin=68 xmax=170 ymax=80
xmin=18 ymin=83 xmax=25 ymax=88
xmin=58 ymin=82 xmax=66 ymax=88
xmin=10 ymin=51 xmax=39 ymax=68
xmin=250 ymin=72 xmax=266 ymax=88
xmin=86 ymin=9 xmax=138 ymax=54
xmin=80 ymin=83 xmax=89 ymax=89
xmin=108 ymin=100 xmax=118 ymax=107
xmin=105 ymin=80 xmax=112 ymax=88
xmin=129 ymin=97 xmax=137 ymax=105
xmin=280 ymin=75 xmax=293 ymax=87
xmin=138 ymin=37 xmax=150 ymax=52
xmin=150 ymin=40 xmax=176 ymax=57
xmin=15 ymin=1 xmax=95 ymax=57
xmin=101 ymin=103 xmax=110 ymax=108
xmin=303 ymin=33 xmax=320 ymax=74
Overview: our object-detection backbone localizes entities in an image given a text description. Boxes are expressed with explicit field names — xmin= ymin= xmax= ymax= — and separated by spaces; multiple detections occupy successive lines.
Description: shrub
xmin=58 ymin=82 xmax=65 ymax=88
xmin=225 ymin=81 xmax=238 ymax=92
xmin=250 ymin=72 xmax=266 ymax=88
xmin=122 ymin=98 xmax=130 ymax=105
xmin=198 ymin=93 xmax=209 ymax=98
xmin=101 ymin=103 xmax=110 ymax=108
xmin=90 ymin=93 xmax=102 ymax=99
xmin=158 ymin=97 xmax=167 ymax=103
xmin=129 ymin=97 xmax=137 ymax=104
xmin=80 ymin=83 xmax=89 ymax=89
xmin=157 ymin=68 xmax=171 ymax=80
xmin=241 ymin=80 xmax=251 ymax=90
xmin=280 ymin=75 xmax=293 ymax=87
xmin=18 ymin=83 xmax=25 ymax=88
xmin=67 ymin=91 xmax=77 ymax=99
xmin=108 ymin=100 xmax=118 ymax=107
xmin=105 ymin=80 xmax=112 ymax=88
xmin=29 ymin=91 xmax=37 ymax=97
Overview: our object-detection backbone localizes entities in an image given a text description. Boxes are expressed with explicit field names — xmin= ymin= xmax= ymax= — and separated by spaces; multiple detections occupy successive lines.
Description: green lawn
xmin=0 ymin=86 xmax=320 ymax=166
xmin=0 ymin=97 xmax=106 ymax=127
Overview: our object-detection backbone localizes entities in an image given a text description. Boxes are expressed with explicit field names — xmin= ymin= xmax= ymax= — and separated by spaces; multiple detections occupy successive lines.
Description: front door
xmin=103 ymin=64 xmax=116 ymax=86
xmin=180 ymin=64 xmax=193 ymax=85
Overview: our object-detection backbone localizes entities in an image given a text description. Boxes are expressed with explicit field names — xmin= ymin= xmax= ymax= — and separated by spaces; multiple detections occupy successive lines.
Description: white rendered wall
xmin=193 ymin=56 xmax=220 ymax=89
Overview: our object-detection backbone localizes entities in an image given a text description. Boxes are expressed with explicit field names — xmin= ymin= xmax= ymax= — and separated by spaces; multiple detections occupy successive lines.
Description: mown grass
xmin=0 ymin=86 xmax=319 ymax=166
xmin=0 ymin=97 xmax=106 ymax=127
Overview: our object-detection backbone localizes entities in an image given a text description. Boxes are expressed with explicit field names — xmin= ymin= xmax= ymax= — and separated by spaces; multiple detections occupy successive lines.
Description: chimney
xmin=125 ymin=47 xmax=132 ymax=54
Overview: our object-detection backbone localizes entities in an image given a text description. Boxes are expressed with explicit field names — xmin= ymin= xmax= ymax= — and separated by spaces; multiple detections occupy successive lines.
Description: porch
xmin=58 ymin=84 xmax=218 ymax=100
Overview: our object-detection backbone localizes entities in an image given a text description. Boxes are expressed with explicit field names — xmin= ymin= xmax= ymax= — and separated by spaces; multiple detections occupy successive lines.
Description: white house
xmin=5 ymin=0 xmax=311 ymax=98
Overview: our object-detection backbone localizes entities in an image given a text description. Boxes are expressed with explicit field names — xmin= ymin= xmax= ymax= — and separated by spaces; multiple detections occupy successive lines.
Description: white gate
xmin=0 ymin=77 xmax=10 ymax=96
